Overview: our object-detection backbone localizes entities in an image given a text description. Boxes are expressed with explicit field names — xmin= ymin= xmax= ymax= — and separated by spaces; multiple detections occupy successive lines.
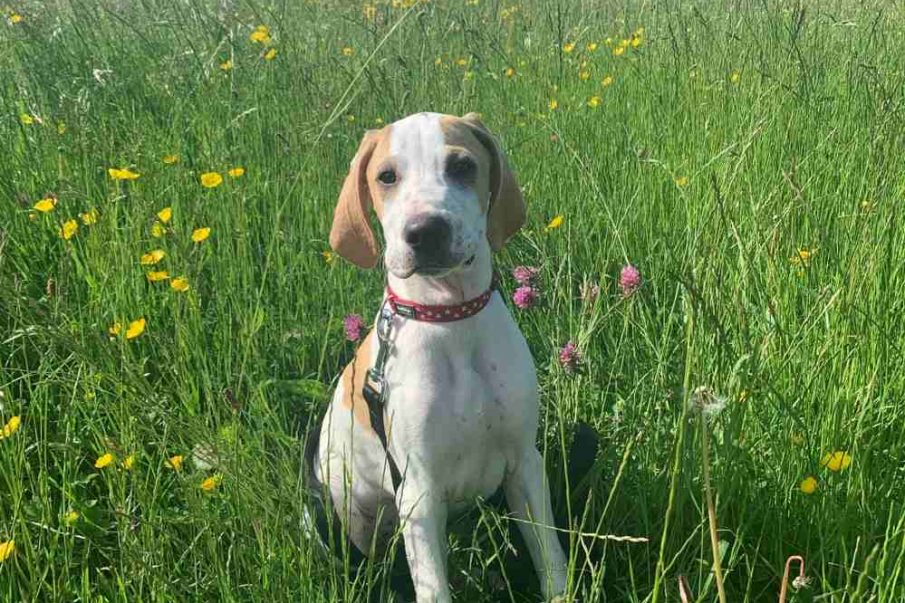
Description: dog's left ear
xmin=461 ymin=112 xmax=526 ymax=251
xmin=329 ymin=129 xmax=381 ymax=268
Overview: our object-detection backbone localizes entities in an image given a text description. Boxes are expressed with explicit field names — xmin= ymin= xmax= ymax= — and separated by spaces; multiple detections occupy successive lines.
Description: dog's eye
xmin=377 ymin=169 xmax=397 ymax=185
xmin=446 ymin=154 xmax=476 ymax=181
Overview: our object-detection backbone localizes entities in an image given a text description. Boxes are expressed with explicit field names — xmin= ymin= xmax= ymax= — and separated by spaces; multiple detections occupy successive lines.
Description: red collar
xmin=385 ymin=284 xmax=495 ymax=322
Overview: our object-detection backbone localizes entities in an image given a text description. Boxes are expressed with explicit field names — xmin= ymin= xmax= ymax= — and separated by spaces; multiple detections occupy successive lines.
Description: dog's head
xmin=329 ymin=112 xmax=524 ymax=277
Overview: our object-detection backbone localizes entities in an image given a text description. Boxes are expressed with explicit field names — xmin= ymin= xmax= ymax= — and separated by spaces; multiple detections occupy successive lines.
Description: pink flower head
xmin=512 ymin=286 xmax=539 ymax=310
xmin=512 ymin=265 xmax=540 ymax=286
xmin=559 ymin=341 xmax=581 ymax=373
xmin=343 ymin=314 xmax=365 ymax=342
xmin=619 ymin=264 xmax=641 ymax=297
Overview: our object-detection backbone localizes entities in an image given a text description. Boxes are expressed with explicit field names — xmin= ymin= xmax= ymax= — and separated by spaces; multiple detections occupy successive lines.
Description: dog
xmin=314 ymin=112 xmax=569 ymax=602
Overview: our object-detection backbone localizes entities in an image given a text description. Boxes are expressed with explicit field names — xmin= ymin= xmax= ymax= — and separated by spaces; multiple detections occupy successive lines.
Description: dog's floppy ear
xmin=329 ymin=129 xmax=381 ymax=268
xmin=462 ymin=112 xmax=525 ymax=251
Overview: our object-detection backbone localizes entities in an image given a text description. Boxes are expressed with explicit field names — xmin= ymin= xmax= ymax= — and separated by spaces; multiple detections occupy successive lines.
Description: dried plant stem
xmin=700 ymin=412 xmax=727 ymax=603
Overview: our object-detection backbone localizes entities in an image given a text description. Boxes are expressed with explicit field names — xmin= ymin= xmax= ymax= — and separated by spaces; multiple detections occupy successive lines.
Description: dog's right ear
xmin=329 ymin=129 xmax=381 ymax=268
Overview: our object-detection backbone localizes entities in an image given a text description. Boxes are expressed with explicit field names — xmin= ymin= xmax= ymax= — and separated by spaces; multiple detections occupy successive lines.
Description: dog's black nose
xmin=403 ymin=214 xmax=451 ymax=255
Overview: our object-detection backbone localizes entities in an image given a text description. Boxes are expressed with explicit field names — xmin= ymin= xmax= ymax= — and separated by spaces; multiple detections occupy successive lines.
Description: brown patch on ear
xmin=329 ymin=129 xmax=384 ymax=268
xmin=461 ymin=112 xmax=526 ymax=250
xmin=339 ymin=330 xmax=375 ymax=432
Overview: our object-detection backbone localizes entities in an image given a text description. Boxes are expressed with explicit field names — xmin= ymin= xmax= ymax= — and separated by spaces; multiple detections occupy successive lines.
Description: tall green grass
xmin=2 ymin=0 xmax=904 ymax=600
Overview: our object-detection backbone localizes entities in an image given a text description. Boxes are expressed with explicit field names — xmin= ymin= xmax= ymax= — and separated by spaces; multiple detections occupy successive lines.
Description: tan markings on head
xmin=329 ymin=126 xmax=393 ymax=268
xmin=440 ymin=113 xmax=526 ymax=250
xmin=339 ymin=329 xmax=375 ymax=432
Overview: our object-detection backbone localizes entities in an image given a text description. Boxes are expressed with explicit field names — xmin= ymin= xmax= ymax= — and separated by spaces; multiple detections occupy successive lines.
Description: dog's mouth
xmin=395 ymin=254 xmax=476 ymax=279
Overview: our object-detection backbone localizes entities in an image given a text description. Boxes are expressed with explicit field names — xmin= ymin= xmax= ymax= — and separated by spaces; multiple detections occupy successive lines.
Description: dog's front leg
xmin=397 ymin=482 xmax=450 ymax=602
xmin=504 ymin=447 xmax=569 ymax=600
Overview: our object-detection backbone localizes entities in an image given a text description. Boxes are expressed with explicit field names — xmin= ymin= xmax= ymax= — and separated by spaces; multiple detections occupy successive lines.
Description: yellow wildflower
xmin=108 ymin=322 xmax=122 ymax=336
xmin=95 ymin=453 xmax=115 ymax=469
xmin=57 ymin=122 xmax=67 ymax=135
xmin=108 ymin=168 xmax=140 ymax=181
xmin=162 ymin=154 xmax=179 ymax=165
xmin=730 ymin=70 xmax=741 ymax=84
xmin=200 ymin=474 xmax=222 ymax=492
xmin=139 ymin=249 xmax=165 ymax=265
xmin=342 ymin=46 xmax=354 ymax=57
xmin=264 ymin=48 xmax=277 ymax=61
xmin=545 ymin=215 xmax=564 ymax=230
xmin=170 ymin=277 xmax=190 ymax=292
xmin=60 ymin=219 xmax=79 ymax=240
xmin=604 ymin=37 xmax=613 ymax=46
xmin=8 ymin=13 xmax=23 ymax=24
xmin=455 ymin=57 xmax=468 ymax=67
xmin=0 ymin=540 xmax=14 ymax=563
xmin=192 ymin=227 xmax=211 ymax=243
xmin=799 ymin=476 xmax=817 ymax=494
xmin=562 ymin=42 xmax=575 ymax=53
xmin=322 ymin=250 xmax=336 ymax=265
xmin=80 ymin=209 xmax=98 ymax=225
xmin=0 ymin=416 xmax=21 ymax=440
xmin=150 ymin=222 xmax=166 ymax=238
xmin=363 ymin=4 xmax=377 ymax=20
xmin=250 ymin=26 xmax=271 ymax=44
xmin=228 ymin=167 xmax=245 ymax=178
xmin=20 ymin=113 xmax=34 ymax=125
xmin=613 ymin=46 xmax=626 ymax=56
xmin=587 ymin=96 xmax=602 ymax=108
xmin=63 ymin=510 xmax=79 ymax=526
xmin=34 ymin=197 xmax=56 ymax=213
xmin=146 ymin=271 xmax=170 ymax=282
xmin=631 ymin=35 xmax=642 ymax=48
xmin=219 ymin=60 xmax=233 ymax=71
xmin=200 ymin=172 xmax=223 ymax=188
xmin=125 ymin=318 xmax=146 ymax=340
xmin=790 ymin=248 xmax=816 ymax=267
xmin=122 ymin=455 xmax=136 ymax=470
xmin=601 ymin=74 xmax=614 ymax=87
xmin=820 ymin=451 xmax=852 ymax=472
xmin=166 ymin=455 xmax=184 ymax=471
xmin=578 ymin=69 xmax=591 ymax=81
xmin=586 ymin=42 xmax=598 ymax=52
xmin=504 ymin=67 xmax=515 ymax=78
xmin=548 ymin=99 xmax=559 ymax=111
xmin=157 ymin=207 xmax=172 ymax=223
xmin=675 ymin=176 xmax=689 ymax=187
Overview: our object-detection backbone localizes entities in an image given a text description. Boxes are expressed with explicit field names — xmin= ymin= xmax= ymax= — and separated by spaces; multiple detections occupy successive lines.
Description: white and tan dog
xmin=315 ymin=112 xmax=568 ymax=602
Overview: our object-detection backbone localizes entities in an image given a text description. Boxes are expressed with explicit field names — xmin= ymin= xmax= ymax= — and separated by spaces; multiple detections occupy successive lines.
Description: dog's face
xmin=329 ymin=112 xmax=525 ymax=276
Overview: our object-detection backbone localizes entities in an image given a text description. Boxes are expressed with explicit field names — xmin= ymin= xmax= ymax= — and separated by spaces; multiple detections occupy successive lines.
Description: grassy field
xmin=2 ymin=0 xmax=905 ymax=600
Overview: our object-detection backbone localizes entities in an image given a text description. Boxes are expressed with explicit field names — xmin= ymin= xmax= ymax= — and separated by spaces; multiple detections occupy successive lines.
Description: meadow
xmin=2 ymin=0 xmax=905 ymax=600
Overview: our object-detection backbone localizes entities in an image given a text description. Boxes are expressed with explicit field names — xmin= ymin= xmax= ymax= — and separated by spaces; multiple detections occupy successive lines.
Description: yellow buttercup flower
xmin=322 ymin=250 xmax=336 ymax=265
xmin=504 ymin=67 xmax=515 ymax=78
xmin=108 ymin=168 xmax=140 ymax=181
xmin=63 ymin=510 xmax=79 ymax=526
xmin=820 ymin=451 xmax=852 ymax=472
xmin=675 ymin=176 xmax=689 ymax=187
xmin=455 ymin=57 xmax=468 ymax=67
xmin=200 ymin=474 xmax=222 ymax=492
xmin=80 ymin=208 xmax=98 ymax=225
xmin=157 ymin=207 xmax=172 ymax=223
xmin=578 ymin=69 xmax=591 ymax=81
xmin=108 ymin=322 xmax=122 ymax=336
xmin=586 ymin=42 xmax=598 ymax=52
xmin=342 ymin=46 xmax=354 ymax=57
xmin=95 ymin=452 xmax=115 ymax=469
xmin=227 ymin=167 xmax=245 ymax=178
xmin=125 ymin=318 xmax=146 ymax=340
xmin=562 ymin=42 xmax=575 ymax=53
xmin=264 ymin=48 xmax=278 ymax=61
xmin=151 ymin=222 xmax=166 ymax=238
xmin=146 ymin=271 xmax=170 ymax=282
xmin=799 ymin=476 xmax=817 ymax=494
xmin=192 ymin=227 xmax=211 ymax=243
xmin=363 ymin=4 xmax=377 ymax=20
xmin=730 ymin=70 xmax=741 ymax=84
xmin=8 ymin=13 xmax=23 ymax=24
xmin=60 ymin=219 xmax=79 ymax=240
xmin=170 ymin=277 xmax=190 ymax=292
xmin=613 ymin=46 xmax=626 ymax=56
xmin=0 ymin=540 xmax=14 ymax=563
xmin=162 ymin=154 xmax=179 ymax=165
xmin=587 ymin=96 xmax=602 ymax=108
xmin=601 ymin=74 xmax=614 ymax=87
xmin=546 ymin=215 xmax=564 ymax=231
xmin=219 ymin=60 xmax=233 ymax=71
xmin=166 ymin=455 xmax=184 ymax=471
xmin=790 ymin=248 xmax=816 ymax=267
xmin=0 ymin=416 xmax=21 ymax=440
xmin=548 ymin=99 xmax=559 ymax=111
xmin=250 ymin=25 xmax=271 ymax=44
xmin=20 ymin=113 xmax=34 ymax=125
xmin=122 ymin=455 xmax=136 ymax=470
xmin=140 ymin=249 xmax=165 ymax=265
xmin=33 ymin=198 xmax=57 ymax=213
xmin=631 ymin=35 xmax=642 ymax=48
xmin=200 ymin=172 xmax=223 ymax=188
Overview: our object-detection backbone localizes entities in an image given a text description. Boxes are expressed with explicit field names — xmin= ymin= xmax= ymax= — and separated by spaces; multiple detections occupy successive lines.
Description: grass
xmin=2 ymin=0 xmax=905 ymax=600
